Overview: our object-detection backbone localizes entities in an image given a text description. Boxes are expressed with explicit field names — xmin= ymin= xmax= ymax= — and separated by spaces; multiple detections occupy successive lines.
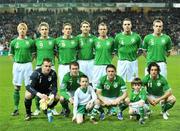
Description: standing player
xmin=9 ymin=23 xmax=34 ymax=116
xmin=24 ymin=58 xmax=59 ymax=121
xmin=72 ymin=75 xmax=97 ymax=124
xmin=56 ymin=23 xmax=78 ymax=84
xmin=60 ymin=62 xmax=84 ymax=117
xmin=77 ymin=21 xmax=96 ymax=84
xmin=92 ymin=22 xmax=114 ymax=88
xmin=94 ymin=64 xmax=129 ymax=120
xmin=142 ymin=62 xmax=176 ymax=120
xmin=33 ymin=22 xmax=58 ymax=116
xmin=143 ymin=19 xmax=172 ymax=78
xmin=115 ymin=18 xmax=142 ymax=82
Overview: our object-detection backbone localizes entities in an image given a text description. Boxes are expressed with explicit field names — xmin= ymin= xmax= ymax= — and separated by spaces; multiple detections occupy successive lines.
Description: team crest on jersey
xmin=157 ymin=81 xmax=161 ymax=87
xmin=104 ymin=84 xmax=110 ymax=90
xmin=80 ymin=40 xmax=84 ymax=46
xmin=48 ymin=76 xmax=52 ymax=81
xmin=113 ymin=82 xmax=118 ymax=88
xmin=61 ymin=42 xmax=66 ymax=47
xmin=106 ymin=42 xmax=111 ymax=46
xmin=48 ymin=41 xmax=52 ymax=45
xmin=89 ymin=38 xmax=93 ymax=43
xmin=148 ymin=82 xmax=152 ymax=88
xmin=96 ymin=43 xmax=101 ymax=48
xmin=161 ymin=39 xmax=166 ymax=44
xmin=149 ymin=39 xmax=154 ymax=45
xmin=71 ymin=41 xmax=75 ymax=45
xmin=26 ymin=41 xmax=29 ymax=45
xmin=40 ymin=42 xmax=43 ymax=48
xmin=120 ymin=40 xmax=124 ymax=45
xmin=15 ymin=43 xmax=19 ymax=48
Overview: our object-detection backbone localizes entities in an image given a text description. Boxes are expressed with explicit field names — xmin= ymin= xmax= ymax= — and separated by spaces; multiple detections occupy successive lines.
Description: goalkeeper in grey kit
xmin=24 ymin=58 xmax=59 ymax=121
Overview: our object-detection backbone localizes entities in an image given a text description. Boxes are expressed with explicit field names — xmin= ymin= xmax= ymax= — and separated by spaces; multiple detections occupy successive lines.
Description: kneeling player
xmin=129 ymin=78 xmax=149 ymax=124
xmin=72 ymin=75 xmax=98 ymax=124
xmin=24 ymin=58 xmax=59 ymax=121
xmin=142 ymin=62 xmax=176 ymax=120
xmin=93 ymin=64 xmax=129 ymax=120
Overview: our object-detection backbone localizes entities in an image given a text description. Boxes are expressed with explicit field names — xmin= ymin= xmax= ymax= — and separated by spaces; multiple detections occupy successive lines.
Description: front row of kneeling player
xmin=24 ymin=58 xmax=176 ymax=124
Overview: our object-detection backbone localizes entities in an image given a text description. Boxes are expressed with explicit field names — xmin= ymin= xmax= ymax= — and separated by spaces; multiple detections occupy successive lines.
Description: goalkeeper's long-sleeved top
xmin=73 ymin=86 xmax=97 ymax=117
xmin=26 ymin=68 xmax=57 ymax=96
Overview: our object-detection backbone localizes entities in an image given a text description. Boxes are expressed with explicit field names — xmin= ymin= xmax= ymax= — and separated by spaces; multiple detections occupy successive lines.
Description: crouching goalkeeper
xmin=24 ymin=58 xmax=59 ymax=121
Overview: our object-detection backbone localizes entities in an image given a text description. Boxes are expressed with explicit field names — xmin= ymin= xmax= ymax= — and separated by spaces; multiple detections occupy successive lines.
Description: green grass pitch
xmin=0 ymin=56 xmax=180 ymax=131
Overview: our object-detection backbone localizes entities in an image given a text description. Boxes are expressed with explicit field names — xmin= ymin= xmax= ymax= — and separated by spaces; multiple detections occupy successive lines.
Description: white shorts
xmin=58 ymin=64 xmax=69 ymax=85
xmin=117 ymin=60 xmax=138 ymax=82
xmin=78 ymin=60 xmax=94 ymax=83
xmin=92 ymin=65 xmax=106 ymax=88
xmin=130 ymin=103 xmax=149 ymax=114
xmin=13 ymin=62 xmax=33 ymax=86
xmin=145 ymin=62 xmax=167 ymax=78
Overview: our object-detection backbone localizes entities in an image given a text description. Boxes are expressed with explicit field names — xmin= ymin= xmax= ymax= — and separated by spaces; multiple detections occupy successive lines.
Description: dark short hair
xmin=80 ymin=75 xmax=89 ymax=81
xmin=147 ymin=62 xmax=160 ymax=74
xmin=106 ymin=64 xmax=116 ymax=72
xmin=42 ymin=58 xmax=52 ymax=63
xmin=122 ymin=18 xmax=132 ymax=24
xmin=131 ymin=77 xmax=142 ymax=87
xmin=69 ymin=61 xmax=79 ymax=69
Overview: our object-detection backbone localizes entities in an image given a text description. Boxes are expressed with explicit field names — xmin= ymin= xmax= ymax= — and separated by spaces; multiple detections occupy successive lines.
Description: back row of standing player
xmin=9 ymin=18 xmax=172 ymax=118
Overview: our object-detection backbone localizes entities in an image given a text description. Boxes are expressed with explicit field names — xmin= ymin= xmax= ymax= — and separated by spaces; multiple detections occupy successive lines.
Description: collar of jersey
xmin=62 ymin=35 xmax=73 ymax=39
xmin=122 ymin=32 xmax=132 ymax=35
xmin=17 ymin=36 xmax=28 ymax=40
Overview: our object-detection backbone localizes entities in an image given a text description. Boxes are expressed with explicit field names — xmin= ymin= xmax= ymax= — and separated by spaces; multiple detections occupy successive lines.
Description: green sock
xmin=35 ymin=96 xmax=40 ymax=110
xmin=162 ymin=102 xmax=175 ymax=112
xmin=119 ymin=103 xmax=128 ymax=112
xmin=139 ymin=107 xmax=145 ymax=119
xmin=13 ymin=90 xmax=20 ymax=110
xmin=61 ymin=100 xmax=69 ymax=110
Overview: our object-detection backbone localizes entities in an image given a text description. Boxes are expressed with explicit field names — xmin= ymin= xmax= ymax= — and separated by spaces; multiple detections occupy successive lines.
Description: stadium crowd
xmin=0 ymin=8 xmax=179 ymax=55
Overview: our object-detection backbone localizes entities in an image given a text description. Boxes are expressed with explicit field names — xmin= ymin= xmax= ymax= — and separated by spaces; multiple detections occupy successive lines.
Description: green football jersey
xmin=94 ymin=37 xmax=114 ymax=65
xmin=56 ymin=36 xmax=78 ymax=64
xmin=96 ymin=75 xmax=126 ymax=98
xmin=60 ymin=71 xmax=84 ymax=100
xmin=115 ymin=32 xmax=142 ymax=61
xmin=76 ymin=34 xmax=96 ymax=60
xmin=142 ymin=74 xmax=171 ymax=96
xmin=9 ymin=37 xmax=34 ymax=63
xmin=143 ymin=34 xmax=172 ymax=65
xmin=130 ymin=87 xmax=147 ymax=102
xmin=35 ymin=37 xmax=56 ymax=66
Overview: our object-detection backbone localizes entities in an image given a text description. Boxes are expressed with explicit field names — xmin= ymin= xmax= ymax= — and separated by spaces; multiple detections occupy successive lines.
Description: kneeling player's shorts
xmin=58 ymin=64 xmax=69 ymax=84
xmin=117 ymin=60 xmax=138 ymax=82
xmin=13 ymin=62 xmax=32 ymax=86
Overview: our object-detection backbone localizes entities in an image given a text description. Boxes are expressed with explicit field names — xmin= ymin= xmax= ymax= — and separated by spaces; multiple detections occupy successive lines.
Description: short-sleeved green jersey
xmin=143 ymin=34 xmax=172 ymax=65
xmin=142 ymin=74 xmax=171 ymax=96
xmin=60 ymin=71 xmax=84 ymax=100
xmin=56 ymin=36 xmax=78 ymax=64
xmin=115 ymin=32 xmax=142 ymax=61
xmin=130 ymin=87 xmax=147 ymax=102
xmin=9 ymin=37 xmax=34 ymax=63
xmin=76 ymin=34 xmax=96 ymax=60
xmin=96 ymin=75 xmax=126 ymax=98
xmin=94 ymin=37 xmax=114 ymax=65
xmin=35 ymin=37 xmax=56 ymax=66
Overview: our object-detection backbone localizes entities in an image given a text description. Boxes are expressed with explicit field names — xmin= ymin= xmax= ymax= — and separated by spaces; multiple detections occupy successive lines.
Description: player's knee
xmin=139 ymin=101 xmax=145 ymax=107
xmin=76 ymin=117 xmax=83 ymax=124
xmin=94 ymin=99 xmax=100 ymax=105
xmin=25 ymin=91 xmax=33 ymax=99
xmin=14 ymin=86 xmax=21 ymax=91
xmin=129 ymin=109 xmax=133 ymax=115
xmin=168 ymin=95 xmax=176 ymax=103
xmin=125 ymin=97 xmax=130 ymax=104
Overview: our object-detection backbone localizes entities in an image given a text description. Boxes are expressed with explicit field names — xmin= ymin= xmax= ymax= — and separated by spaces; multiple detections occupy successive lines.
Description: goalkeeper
xmin=24 ymin=58 xmax=59 ymax=121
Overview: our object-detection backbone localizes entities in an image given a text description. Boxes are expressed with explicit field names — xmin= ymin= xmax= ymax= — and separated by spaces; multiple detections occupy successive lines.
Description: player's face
xmin=18 ymin=25 xmax=27 ymax=37
xmin=153 ymin=22 xmax=163 ymax=35
xmin=150 ymin=66 xmax=158 ymax=78
xmin=81 ymin=23 xmax=90 ymax=34
xmin=107 ymin=67 xmax=116 ymax=80
xmin=80 ymin=78 xmax=89 ymax=88
xmin=133 ymin=83 xmax=141 ymax=92
xmin=62 ymin=25 xmax=72 ymax=36
xmin=70 ymin=65 xmax=79 ymax=76
xmin=39 ymin=26 xmax=49 ymax=38
xmin=98 ymin=25 xmax=108 ymax=37
xmin=122 ymin=20 xmax=132 ymax=33
xmin=42 ymin=61 xmax=52 ymax=75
